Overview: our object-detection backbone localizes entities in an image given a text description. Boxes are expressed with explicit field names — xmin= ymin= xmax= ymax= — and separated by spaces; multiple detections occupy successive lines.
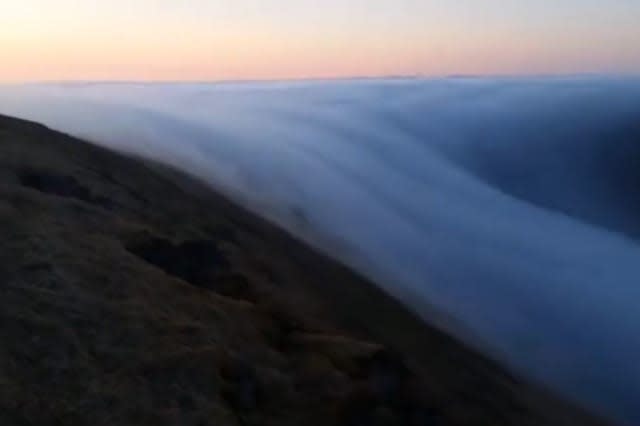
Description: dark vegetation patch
xmin=212 ymin=273 xmax=256 ymax=301
xmin=205 ymin=224 xmax=237 ymax=244
xmin=336 ymin=350 xmax=438 ymax=426
xmin=21 ymin=261 xmax=53 ymax=273
xmin=126 ymin=236 xmax=230 ymax=290
xmin=18 ymin=262 xmax=61 ymax=291
xmin=19 ymin=169 xmax=114 ymax=209
xmin=86 ymin=166 xmax=149 ymax=206
xmin=220 ymin=355 xmax=261 ymax=411
xmin=285 ymin=333 xmax=435 ymax=426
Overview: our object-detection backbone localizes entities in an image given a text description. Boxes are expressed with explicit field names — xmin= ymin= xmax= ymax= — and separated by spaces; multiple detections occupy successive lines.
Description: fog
xmin=1 ymin=77 xmax=640 ymax=423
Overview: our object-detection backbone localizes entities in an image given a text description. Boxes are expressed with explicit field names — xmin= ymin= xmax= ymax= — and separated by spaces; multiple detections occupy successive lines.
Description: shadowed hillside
xmin=0 ymin=114 xmax=607 ymax=425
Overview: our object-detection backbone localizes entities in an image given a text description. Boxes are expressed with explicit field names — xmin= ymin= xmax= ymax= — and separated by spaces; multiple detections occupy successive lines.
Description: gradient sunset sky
xmin=2 ymin=0 xmax=639 ymax=82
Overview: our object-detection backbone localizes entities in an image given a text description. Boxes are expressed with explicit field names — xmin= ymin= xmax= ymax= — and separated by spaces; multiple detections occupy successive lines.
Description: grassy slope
xmin=0 ymin=115 xmax=607 ymax=425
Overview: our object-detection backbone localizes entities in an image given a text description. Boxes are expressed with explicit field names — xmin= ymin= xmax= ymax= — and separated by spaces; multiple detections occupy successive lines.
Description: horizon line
xmin=2 ymin=71 xmax=640 ymax=86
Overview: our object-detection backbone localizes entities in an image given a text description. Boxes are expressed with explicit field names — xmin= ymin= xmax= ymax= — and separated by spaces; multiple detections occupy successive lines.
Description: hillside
xmin=0 ymin=114 xmax=607 ymax=425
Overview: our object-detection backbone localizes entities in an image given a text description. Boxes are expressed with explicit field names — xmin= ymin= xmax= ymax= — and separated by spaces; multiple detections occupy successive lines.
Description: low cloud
xmin=2 ymin=77 xmax=640 ymax=423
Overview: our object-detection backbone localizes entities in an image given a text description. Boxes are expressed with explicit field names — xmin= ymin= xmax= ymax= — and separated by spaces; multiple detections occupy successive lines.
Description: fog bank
xmin=1 ymin=78 xmax=640 ymax=423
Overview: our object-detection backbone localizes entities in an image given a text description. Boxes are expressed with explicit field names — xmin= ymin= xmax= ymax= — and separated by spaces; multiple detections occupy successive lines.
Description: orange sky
xmin=2 ymin=1 xmax=639 ymax=82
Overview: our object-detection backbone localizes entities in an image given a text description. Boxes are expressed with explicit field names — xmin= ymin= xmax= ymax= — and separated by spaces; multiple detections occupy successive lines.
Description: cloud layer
xmin=2 ymin=78 xmax=640 ymax=423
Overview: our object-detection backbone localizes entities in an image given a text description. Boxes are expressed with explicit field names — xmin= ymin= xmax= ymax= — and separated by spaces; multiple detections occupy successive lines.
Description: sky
xmin=1 ymin=0 xmax=640 ymax=82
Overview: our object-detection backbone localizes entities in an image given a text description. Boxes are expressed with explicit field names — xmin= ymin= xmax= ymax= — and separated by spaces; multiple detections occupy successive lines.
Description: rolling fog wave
xmin=1 ymin=78 xmax=640 ymax=423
